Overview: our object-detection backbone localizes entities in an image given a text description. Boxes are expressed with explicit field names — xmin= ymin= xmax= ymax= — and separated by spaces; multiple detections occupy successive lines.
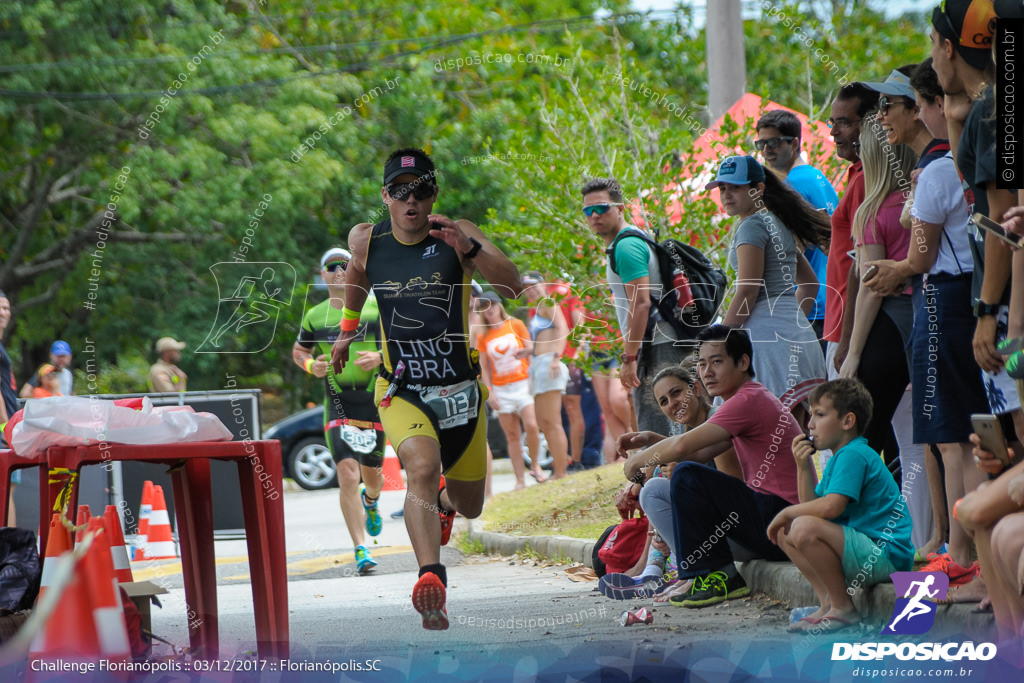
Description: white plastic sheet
xmin=10 ymin=396 xmax=233 ymax=458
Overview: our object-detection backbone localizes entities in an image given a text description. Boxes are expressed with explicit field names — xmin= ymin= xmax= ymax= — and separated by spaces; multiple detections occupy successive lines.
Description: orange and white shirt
xmin=477 ymin=319 xmax=530 ymax=386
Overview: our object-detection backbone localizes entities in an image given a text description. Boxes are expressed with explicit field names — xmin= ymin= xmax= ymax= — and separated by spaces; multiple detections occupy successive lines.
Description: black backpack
xmin=606 ymin=228 xmax=726 ymax=339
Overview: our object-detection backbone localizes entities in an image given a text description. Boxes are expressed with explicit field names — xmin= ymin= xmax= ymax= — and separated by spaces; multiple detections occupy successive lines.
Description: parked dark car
xmin=264 ymin=405 xmax=511 ymax=491
xmin=264 ymin=406 xmax=337 ymax=490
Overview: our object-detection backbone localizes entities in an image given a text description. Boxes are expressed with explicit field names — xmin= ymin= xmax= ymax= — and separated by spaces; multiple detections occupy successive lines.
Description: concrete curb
xmin=737 ymin=559 xmax=995 ymax=638
xmin=468 ymin=521 xmax=595 ymax=566
xmin=469 ymin=522 xmax=996 ymax=638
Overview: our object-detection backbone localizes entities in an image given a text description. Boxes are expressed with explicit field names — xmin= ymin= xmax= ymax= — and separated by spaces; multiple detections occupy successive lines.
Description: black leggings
xmin=857 ymin=310 xmax=910 ymax=455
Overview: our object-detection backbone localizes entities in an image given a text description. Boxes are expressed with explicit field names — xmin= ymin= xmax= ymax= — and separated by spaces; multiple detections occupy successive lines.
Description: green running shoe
xmin=355 ymin=545 xmax=377 ymax=574
xmin=360 ymin=483 xmax=382 ymax=536
xmin=670 ymin=570 xmax=749 ymax=608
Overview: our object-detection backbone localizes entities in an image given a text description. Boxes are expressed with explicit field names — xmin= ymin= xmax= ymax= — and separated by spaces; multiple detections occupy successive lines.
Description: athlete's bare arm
xmin=330 ymin=223 xmax=374 ymax=374
xmin=293 ymin=341 xmax=329 ymax=379
xmin=428 ymin=214 xmax=522 ymax=300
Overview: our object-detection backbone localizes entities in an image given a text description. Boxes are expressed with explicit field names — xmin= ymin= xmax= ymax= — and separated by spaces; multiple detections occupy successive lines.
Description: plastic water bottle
xmin=789 ymin=606 xmax=819 ymax=624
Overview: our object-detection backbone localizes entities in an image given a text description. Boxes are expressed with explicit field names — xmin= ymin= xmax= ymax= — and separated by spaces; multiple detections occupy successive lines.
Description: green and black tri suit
xmin=296 ymin=295 xmax=385 ymax=466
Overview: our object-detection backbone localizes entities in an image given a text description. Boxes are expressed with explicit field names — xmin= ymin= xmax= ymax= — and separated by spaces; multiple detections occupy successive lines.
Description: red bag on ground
xmin=119 ymin=586 xmax=149 ymax=659
xmin=597 ymin=516 xmax=649 ymax=574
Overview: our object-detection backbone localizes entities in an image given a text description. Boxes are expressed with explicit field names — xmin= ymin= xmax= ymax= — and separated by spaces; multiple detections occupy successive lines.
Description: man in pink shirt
xmin=622 ymin=325 xmax=805 ymax=608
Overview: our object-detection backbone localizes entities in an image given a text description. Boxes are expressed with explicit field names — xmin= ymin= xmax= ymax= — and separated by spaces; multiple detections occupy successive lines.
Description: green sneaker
xmin=355 ymin=545 xmax=378 ymax=574
xmin=670 ymin=570 xmax=749 ymax=608
xmin=360 ymin=483 xmax=382 ymax=537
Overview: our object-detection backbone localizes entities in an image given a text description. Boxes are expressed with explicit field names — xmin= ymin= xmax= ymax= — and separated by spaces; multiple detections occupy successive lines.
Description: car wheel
xmin=288 ymin=437 xmax=338 ymax=490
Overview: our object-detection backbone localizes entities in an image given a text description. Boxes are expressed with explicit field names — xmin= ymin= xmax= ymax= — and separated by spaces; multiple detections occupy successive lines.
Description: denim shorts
xmin=529 ymin=352 xmax=569 ymax=396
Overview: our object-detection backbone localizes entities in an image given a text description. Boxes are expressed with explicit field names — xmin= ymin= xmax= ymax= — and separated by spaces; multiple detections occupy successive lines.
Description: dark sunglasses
xmin=754 ymin=136 xmax=795 ymax=151
xmin=324 ymin=261 xmax=348 ymax=272
xmin=582 ymin=202 xmax=623 ymax=217
xmin=386 ymin=182 xmax=436 ymax=201
xmin=878 ymin=95 xmax=913 ymax=116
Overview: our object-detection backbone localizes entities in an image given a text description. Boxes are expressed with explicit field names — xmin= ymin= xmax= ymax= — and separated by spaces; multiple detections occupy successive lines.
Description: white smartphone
xmin=974 ymin=212 xmax=1023 ymax=248
xmin=971 ymin=413 xmax=1011 ymax=467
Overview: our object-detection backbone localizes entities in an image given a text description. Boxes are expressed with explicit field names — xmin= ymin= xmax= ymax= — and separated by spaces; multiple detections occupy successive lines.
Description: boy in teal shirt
xmin=767 ymin=378 xmax=913 ymax=633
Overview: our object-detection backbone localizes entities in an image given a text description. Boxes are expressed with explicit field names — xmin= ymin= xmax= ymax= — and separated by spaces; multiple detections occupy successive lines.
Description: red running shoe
xmin=412 ymin=572 xmax=449 ymax=630
xmin=438 ymin=475 xmax=456 ymax=546
xmin=918 ymin=553 xmax=979 ymax=586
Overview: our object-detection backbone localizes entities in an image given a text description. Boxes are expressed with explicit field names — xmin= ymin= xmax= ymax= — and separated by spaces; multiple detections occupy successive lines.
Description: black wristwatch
xmin=462 ymin=237 xmax=483 ymax=259
xmin=972 ymin=298 xmax=999 ymax=318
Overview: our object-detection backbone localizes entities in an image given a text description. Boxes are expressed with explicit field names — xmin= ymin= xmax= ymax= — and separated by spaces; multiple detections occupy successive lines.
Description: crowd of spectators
xmin=583 ymin=0 xmax=1024 ymax=646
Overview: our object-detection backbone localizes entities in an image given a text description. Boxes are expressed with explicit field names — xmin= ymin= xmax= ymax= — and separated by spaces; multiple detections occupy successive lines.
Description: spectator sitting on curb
xmin=767 ymin=378 xmax=914 ymax=634
xmin=956 ymin=434 xmax=1024 ymax=642
xmin=615 ymin=362 xmax=744 ymax=603
xmin=622 ymin=325 xmax=806 ymax=609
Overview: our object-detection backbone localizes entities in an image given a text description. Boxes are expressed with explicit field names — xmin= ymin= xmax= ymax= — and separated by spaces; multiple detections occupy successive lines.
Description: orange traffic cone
xmin=381 ymin=442 xmax=405 ymax=491
xmin=74 ymin=504 xmax=91 ymax=545
xmin=145 ymin=485 xmax=176 ymax=559
xmin=28 ymin=550 xmax=99 ymax=669
xmin=37 ymin=513 xmax=72 ymax=602
xmin=81 ymin=519 xmax=132 ymax=669
xmin=133 ymin=480 xmax=154 ymax=561
xmin=103 ymin=505 xmax=134 ymax=584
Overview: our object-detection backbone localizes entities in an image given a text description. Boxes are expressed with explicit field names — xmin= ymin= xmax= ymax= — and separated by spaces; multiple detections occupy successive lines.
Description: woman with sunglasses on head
xmin=614 ymin=361 xmax=743 ymax=602
xmin=707 ymin=155 xmax=831 ymax=423
xmin=294 ymin=247 xmax=387 ymax=575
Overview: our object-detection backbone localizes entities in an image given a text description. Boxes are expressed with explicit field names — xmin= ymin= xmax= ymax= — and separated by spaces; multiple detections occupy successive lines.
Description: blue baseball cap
xmin=705 ymin=155 xmax=766 ymax=190
xmin=51 ymin=340 xmax=72 ymax=356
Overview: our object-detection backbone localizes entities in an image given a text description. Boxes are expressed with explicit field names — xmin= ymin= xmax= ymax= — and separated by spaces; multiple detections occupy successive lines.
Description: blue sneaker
xmin=360 ymin=483 xmax=382 ymax=536
xmin=355 ymin=545 xmax=377 ymax=574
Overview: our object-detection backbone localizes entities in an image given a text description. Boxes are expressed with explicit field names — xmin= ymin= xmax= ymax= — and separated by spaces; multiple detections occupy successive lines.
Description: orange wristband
xmin=304 ymin=358 xmax=314 ymax=374
xmin=340 ymin=317 xmax=359 ymax=332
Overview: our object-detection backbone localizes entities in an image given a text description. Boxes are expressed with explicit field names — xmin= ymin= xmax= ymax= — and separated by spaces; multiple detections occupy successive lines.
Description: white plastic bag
xmin=10 ymin=396 xmax=233 ymax=458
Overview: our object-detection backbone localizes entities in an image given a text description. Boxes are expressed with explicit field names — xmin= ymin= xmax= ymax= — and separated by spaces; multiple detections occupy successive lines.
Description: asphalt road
xmin=52 ymin=468 xmax=1012 ymax=682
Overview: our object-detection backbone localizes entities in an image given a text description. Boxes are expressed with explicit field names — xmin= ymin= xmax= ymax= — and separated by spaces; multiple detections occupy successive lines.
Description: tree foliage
xmin=0 ymin=0 xmax=929 ymax=408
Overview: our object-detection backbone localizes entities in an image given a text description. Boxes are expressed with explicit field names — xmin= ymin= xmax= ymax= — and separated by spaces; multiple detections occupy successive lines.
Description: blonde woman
xmin=839 ymin=113 xmax=917 ymax=454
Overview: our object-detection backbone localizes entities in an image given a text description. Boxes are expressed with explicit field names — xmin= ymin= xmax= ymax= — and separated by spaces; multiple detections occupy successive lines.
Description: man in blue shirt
xmin=755 ymin=110 xmax=837 ymax=349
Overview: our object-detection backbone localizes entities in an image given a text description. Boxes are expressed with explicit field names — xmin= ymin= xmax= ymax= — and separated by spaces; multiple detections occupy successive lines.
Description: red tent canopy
xmin=631 ymin=93 xmax=840 ymax=228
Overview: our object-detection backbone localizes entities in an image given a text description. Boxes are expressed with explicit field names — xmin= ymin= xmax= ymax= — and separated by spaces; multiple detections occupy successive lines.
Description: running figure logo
xmin=197 ymin=262 xmax=296 ymax=353
xmin=882 ymin=572 xmax=949 ymax=635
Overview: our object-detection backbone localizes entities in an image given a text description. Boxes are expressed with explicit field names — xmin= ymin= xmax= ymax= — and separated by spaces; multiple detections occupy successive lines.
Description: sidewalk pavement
xmin=467 ymin=518 xmax=997 ymax=639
